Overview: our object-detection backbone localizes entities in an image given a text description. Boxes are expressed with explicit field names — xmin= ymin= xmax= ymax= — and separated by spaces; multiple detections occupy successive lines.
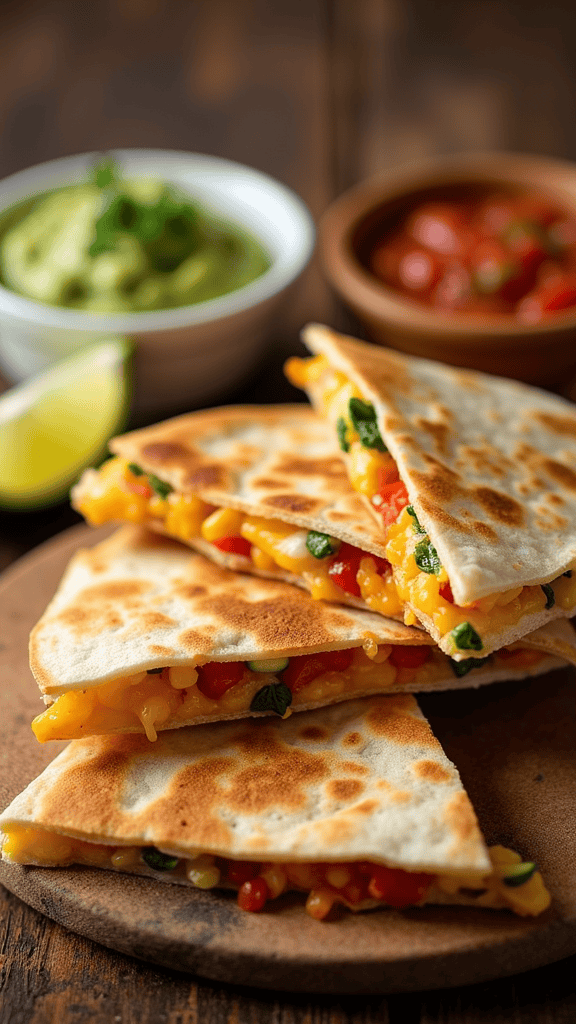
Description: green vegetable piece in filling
xmin=450 ymin=655 xmax=491 ymax=678
xmin=414 ymin=538 xmax=441 ymax=574
xmin=250 ymin=682 xmax=292 ymax=717
xmin=406 ymin=505 xmax=425 ymax=534
xmin=128 ymin=462 xmax=144 ymax=476
xmin=541 ymin=583 xmax=555 ymax=609
xmin=148 ymin=474 xmax=173 ymax=499
xmin=141 ymin=846 xmax=179 ymax=871
xmin=336 ymin=416 xmax=350 ymax=453
xmin=247 ymin=658 xmax=289 ymax=673
xmin=502 ymin=862 xmax=537 ymax=887
xmin=451 ymin=622 xmax=483 ymax=652
xmin=306 ymin=530 xmax=340 ymax=559
xmin=348 ymin=398 xmax=387 ymax=453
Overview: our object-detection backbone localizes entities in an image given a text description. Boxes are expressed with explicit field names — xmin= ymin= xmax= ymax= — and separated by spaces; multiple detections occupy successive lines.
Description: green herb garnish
xmin=502 ymin=862 xmax=537 ymax=887
xmin=128 ymin=462 xmax=144 ymax=476
xmin=141 ymin=847 xmax=179 ymax=871
xmin=93 ymin=156 xmax=117 ymax=189
xmin=148 ymin=474 xmax=173 ymax=499
xmin=541 ymin=583 xmax=555 ymax=609
xmin=406 ymin=505 xmax=425 ymax=534
xmin=450 ymin=655 xmax=491 ymax=678
xmin=348 ymin=398 xmax=387 ymax=452
xmin=336 ymin=416 xmax=350 ymax=453
xmin=250 ymin=682 xmax=293 ymax=717
xmin=451 ymin=622 xmax=483 ymax=652
xmin=306 ymin=530 xmax=340 ymax=559
xmin=414 ymin=538 xmax=441 ymax=574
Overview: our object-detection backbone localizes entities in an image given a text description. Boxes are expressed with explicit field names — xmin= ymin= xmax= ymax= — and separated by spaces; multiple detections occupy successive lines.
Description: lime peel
xmin=0 ymin=337 xmax=131 ymax=509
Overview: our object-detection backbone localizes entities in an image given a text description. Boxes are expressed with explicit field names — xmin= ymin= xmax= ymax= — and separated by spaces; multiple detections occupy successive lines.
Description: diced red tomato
xmin=517 ymin=278 xmax=576 ymax=322
xmin=398 ymin=249 xmax=443 ymax=292
xmin=433 ymin=263 xmax=473 ymax=310
xmin=439 ymin=580 xmax=454 ymax=603
xmin=211 ymin=535 xmax=253 ymax=558
xmin=367 ymin=866 xmax=434 ymax=908
xmin=126 ymin=478 xmax=153 ymax=498
xmin=407 ymin=203 xmax=468 ymax=256
xmin=237 ymin=877 xmax=269 ymax=912
xmin=388 ymin=645 xmax=431 ymax=670
xmin=327 ymin=542 xmax=363 ymax=596
xmin=282 ymin=648 xmax=354 ymax=694
xmin=226 ymin=860 xmax=259 ymax=886
xmin=196 ymin=660 xmax=245 ymax=700
xmin=378 ymin=481 xmax=409 ymax=529
xmin=377 ymin=461 xmax=400 ymax=488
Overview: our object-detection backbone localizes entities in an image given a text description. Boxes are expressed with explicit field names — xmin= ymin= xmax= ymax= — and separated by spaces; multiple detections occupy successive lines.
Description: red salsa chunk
xmin=369 ymin=190 xmax=576 ymax=321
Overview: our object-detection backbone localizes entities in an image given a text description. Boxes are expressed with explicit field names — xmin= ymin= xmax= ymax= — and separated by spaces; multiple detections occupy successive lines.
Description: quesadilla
xmin=0 ymin=694 xmax=551 ymax=919
xmin=286 ymin=324 xmax=576 ymax=659
xmin=29 ymin=527 xmax=573 ymax=743
xmin=72 ymin=403 xmax=407 ymax=622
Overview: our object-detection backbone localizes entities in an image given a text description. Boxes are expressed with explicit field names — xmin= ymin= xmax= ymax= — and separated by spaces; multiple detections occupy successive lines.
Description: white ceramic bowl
xmin=0 ymin=150 xmax=315 ymax=415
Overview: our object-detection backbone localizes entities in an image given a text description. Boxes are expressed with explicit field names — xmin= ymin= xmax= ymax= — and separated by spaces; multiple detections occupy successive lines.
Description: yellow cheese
xmin=201 ymin=507 xmax=244 ymax=542
xmin=356 ymin=557 xmax=403 ymax=618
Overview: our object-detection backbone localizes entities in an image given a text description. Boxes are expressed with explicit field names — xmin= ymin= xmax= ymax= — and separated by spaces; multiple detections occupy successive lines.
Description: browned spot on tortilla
xmin=542 ymin=459 xmax=576 ymax=491
xmin=56 ymin=605 xmax=124 ymax=635
xmin=472 ymin=487 xmax=524 ymax=527
xmin=177 ymin=629 xmax=214 ymax=655
xmin=534 ymin=412 xmax=576 ymax=438
xmin=263 ymin=494 xmax=320 ymax=515
xmin=298 ymin=726 xmax=328 ymax=742
xmin=412 ymin=759 xmax=451 ymax=782
xmin=328 ymin=778 xmax=364 ymax=801
xmin=352 ymin=798 xmax=379 ymax=814
xmin=366 ymin=696 xmax=437 ymax=748
xmin=224 ymin=733 xmax=328 ymax=814
xmin=81 ymin=581 xmax=150 ymax=602
xmin=452 ymin=371 xmax=487 ymax=393
xmin=148 ymin=645 xmax=174 ymax=656
xmin=185 ymin=465 xmax=227 ymax=489
xmin=141 ymin=441 xmax=191 ymax=463
xmin=341 ymin=760 xmax=368 ymax=775
xmin=139 ymin=612 xmax=176 ymax=631
xmin=456 ymin=445 xmax=506 ymax=478
xmin=276 ymin=456 xmax=348 ymax=479
xmin=252 ymin=478 xmax=291 ymax=490
xmin=412 ymin=460 xmax=463 ymax=506
xmin=343 ymin=731 xmax=363 ymax=747
xmin=383 ymin=416 xmax=407 ymax=433
xmin=415 ymin=418 xmax=450 ymax=456
xmin=444 ymin=792 xmax=482 ymax=849
xmin=178 ymin=585 xmax=207 ymax=599
xmin=548 ymin=493 xmax=565 ymax=506
xmin=195 ymin=591 xmax=334 ymax=650
xmin=472 ymin=521 xmax=498 ymax=541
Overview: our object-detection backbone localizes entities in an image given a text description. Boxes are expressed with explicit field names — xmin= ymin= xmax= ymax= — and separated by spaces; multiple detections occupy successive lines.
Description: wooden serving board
xmin=0 ymin=524 xmax=575 ymax=994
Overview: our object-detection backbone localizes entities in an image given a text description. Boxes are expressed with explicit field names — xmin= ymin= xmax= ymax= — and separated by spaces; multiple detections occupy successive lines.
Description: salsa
xmin=0 ymin=158 xmax=270 ymax=313
xmin=368 ymin=189 xmax=576 ymax=321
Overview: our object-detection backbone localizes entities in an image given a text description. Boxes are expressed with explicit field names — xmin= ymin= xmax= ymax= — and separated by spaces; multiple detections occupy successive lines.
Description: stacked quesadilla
xmin=4 ymin=325 xmax=571 ymax=924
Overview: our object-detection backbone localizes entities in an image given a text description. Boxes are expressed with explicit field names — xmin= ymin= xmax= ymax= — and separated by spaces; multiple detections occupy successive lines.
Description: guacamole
xmin=0 ymin=160 xmax=271 ymax=313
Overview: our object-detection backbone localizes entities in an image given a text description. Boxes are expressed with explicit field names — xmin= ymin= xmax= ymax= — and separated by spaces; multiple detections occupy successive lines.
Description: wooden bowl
xmin=319 ymin=153 xmax=576 ymax=387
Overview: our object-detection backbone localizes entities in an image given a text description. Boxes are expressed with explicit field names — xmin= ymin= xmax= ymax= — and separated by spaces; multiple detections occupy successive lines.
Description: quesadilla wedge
xmin=72 ymin=404 xmax=407 ymax=622
xmin=286 ymin=324 xmax=576 ymax=659
xmin=0 ymin=695 xmax=551 ymax=919
xmin=30 ymin=527 xmax=576 ymax=743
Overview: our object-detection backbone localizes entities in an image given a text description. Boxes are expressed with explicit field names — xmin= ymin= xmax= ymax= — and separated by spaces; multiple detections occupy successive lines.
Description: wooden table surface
xmin=1 ymin=0 xmax=576 ymax=1019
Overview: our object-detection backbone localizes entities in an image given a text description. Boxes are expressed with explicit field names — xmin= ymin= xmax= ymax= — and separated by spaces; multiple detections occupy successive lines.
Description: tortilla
xmin=72 ymin=403 xmax=406 ymax=619
xmin=0 ymin=694 xmax=551 ymax=918
xmin=288 ymin=323 xmax=576 ymax=657
xmin=29 ymin=526 xmax=575 ymax=743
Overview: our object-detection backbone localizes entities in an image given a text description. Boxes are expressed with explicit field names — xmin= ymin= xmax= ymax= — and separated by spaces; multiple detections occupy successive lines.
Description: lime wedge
xmin=0 ymin=338 xmax=131 ymax=509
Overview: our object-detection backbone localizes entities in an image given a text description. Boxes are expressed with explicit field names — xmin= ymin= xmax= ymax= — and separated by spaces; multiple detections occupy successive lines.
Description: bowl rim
xmin=0 ymin=148 xmax=316 ymax=333
xmin=319 ymin=150 xmax=576 ymax=340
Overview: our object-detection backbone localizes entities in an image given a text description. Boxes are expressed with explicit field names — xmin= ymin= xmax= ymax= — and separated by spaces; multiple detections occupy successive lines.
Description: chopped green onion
xmin=502 ymin=862 xmax=537 ymax=887
xmin=128 ymin=462 xmax=144 ymax=476
xmin=450 ymin=655 xmax=491 ymax=678
xmin=141 ymin=847 xmax=179 ymax=871
xmin=336 ymin=416 xmax=350 ymax=453
xmin=247 ymin=658 xmax=289 ymax=673
xmin=406 ymin=505 xmax=425 ymax=534
xmin=148 ymin=474 xmax=173 ymax=499
xmin=414 ymin=538 xmax=441 ymax=574
xmin=306 ymin=530 xmax=340 ymax=559
xmin=451 ymin=622 xmax=483 ymax=652
xmin=348 ymin=398 xmax=387 ymax=453
xmin=250 ymin=682 xmax=292 ymax=717
xmin=541 ymin=583 xmax=555 ymax=609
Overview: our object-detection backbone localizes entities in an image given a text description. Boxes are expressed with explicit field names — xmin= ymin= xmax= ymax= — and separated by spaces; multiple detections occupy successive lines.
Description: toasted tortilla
xmin=29 ymin=526 xmax=575 ymax=742
xmin=294 ymin=323 xmax=576 ymax=653
xmin=0 ymin=695 xmax=550 ymax=916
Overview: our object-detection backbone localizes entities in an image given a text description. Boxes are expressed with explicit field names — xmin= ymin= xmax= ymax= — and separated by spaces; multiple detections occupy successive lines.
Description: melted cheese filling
xmin=286 ymin=354 xmax=576 ymax=643
xmin=1 ymin=826 xmax=550 ymax=918
xmin=75 ymin=457 xmax=403 ymax=618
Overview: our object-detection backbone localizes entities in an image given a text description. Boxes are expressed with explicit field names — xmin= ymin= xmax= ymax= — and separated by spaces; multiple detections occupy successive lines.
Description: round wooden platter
xmin=0 ymin=524 xmax=575 ymax=995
